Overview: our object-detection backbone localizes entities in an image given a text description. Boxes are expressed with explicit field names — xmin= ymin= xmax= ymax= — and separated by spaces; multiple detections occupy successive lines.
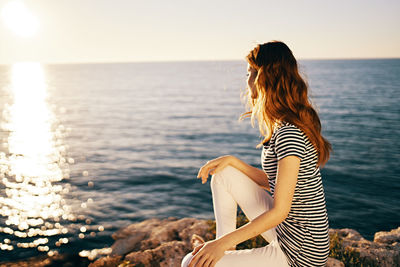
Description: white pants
xmin=181 ymin=165 xmax=290 ymax=267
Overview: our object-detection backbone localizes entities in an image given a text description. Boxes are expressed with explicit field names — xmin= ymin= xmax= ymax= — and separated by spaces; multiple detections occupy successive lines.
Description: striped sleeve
xmin=274 ymin=126 xmax=306 ymax=161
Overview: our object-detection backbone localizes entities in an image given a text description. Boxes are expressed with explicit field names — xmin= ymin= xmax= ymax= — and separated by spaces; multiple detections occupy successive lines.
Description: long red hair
xmin=240 ymin=41 xmax=332 ymax=168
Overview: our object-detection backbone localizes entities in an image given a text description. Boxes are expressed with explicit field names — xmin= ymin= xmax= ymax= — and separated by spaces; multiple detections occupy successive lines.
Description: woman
xmin=181 ymin=41 xmax=332 ymax=267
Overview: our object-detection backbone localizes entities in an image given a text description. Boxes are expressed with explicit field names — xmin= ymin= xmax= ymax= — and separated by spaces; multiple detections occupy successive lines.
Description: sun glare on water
xmin=1 ymin=0 xmax=39 ymax=37
xmin=0 ymin=63 xmax=73 ymax=253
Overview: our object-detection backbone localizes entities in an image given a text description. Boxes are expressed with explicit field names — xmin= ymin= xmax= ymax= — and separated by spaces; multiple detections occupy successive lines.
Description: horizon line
xmin=1 ymin=56 xmax=399 ymax=66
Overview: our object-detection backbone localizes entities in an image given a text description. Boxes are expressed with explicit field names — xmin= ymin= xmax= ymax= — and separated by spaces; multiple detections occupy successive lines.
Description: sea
xmin=0 ymin=59 xmax=399 ymax=261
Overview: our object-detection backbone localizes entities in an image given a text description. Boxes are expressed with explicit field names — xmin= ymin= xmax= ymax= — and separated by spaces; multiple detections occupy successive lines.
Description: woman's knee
xmin=210 ymin=165 xmax=232 ymax=188
xmin=210 ymin=165 xmax=243 ymax=188
xmin=181 ymin=252 xmax=194 ymax=267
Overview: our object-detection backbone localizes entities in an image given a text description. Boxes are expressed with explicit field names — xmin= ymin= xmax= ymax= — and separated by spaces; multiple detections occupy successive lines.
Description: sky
xmin=0 ymin=0 xmax=399 ymax=64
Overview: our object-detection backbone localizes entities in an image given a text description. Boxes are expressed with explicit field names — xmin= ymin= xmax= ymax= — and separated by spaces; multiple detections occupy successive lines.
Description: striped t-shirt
xmin=261 ymin=121 xmax=330 ymax=267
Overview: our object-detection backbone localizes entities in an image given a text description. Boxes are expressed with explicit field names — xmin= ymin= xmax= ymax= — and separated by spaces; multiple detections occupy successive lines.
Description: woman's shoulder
xmin=275 ymin=121 xmax=304 ymax=137
xmin=274 ymin=122 xmax=307 ymax=146
xmin=265 ymin=121 xmax=305 ymax=146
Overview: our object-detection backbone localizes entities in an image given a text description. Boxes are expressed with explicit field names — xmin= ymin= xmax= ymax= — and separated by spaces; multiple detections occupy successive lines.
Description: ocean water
xmin=0 ymin=59 xmax=399 ymax=261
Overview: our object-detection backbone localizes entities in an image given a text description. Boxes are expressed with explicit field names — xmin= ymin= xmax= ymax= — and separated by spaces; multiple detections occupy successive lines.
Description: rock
xmin=374 ymin=226 xmax=400 ymax=244
xmin=88 ymin=255 xmax=122 ymax=267
xmin=330 ymin=228 xmax=366 ymax=242
xmin=111 ymin=216 xmax=212 ymax=251
xmin=125 ymin=240 xmax=187 ymax=267
xmin=91 ymin=217 xmax=400 ymax=267
xmin=0 ymin=254 xmax=90 ymax=267
xmin=326 ymin=257 xmax=345 ymax=267
xmin=330 ymin=228 xmax=400 ymax=267
xmin=99 ymin=217 xmax=212 ymax=266
xmin=111 ymin=231 xmax=147 ymax=255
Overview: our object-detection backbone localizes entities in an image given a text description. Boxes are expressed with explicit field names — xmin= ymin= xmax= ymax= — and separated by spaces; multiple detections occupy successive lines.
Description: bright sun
xmin=1 ymin=0 xmax=39 ymax=37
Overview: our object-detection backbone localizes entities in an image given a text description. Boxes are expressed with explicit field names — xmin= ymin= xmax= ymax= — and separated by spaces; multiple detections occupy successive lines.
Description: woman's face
xmin=246 ymin=63 xmax=257 ymax=99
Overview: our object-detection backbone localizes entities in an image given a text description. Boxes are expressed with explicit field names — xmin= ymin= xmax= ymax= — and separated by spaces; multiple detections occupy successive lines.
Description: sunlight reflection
xmin=0 ymin=62 xmax=72 ymax=252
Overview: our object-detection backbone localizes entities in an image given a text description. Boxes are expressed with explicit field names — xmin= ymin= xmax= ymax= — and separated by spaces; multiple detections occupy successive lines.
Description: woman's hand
xmin=188 ymin=239 xmax=228 ymax=267
xmin=197 ymin=155 xmax=236 ymax=184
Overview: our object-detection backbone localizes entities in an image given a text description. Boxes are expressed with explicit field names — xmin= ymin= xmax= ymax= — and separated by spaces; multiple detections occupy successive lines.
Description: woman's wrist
xmin=227 ymin=155 xmax=238 ymax=167
xmin=216 ymin=234 xmax=237 ymax=252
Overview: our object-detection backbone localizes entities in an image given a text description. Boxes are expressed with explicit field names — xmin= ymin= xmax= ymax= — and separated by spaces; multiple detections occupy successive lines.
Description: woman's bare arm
xmin=218 ymin=155 xmax=300 ymax=249
xmin=230 ymin=156 xmax=270 ymax=191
